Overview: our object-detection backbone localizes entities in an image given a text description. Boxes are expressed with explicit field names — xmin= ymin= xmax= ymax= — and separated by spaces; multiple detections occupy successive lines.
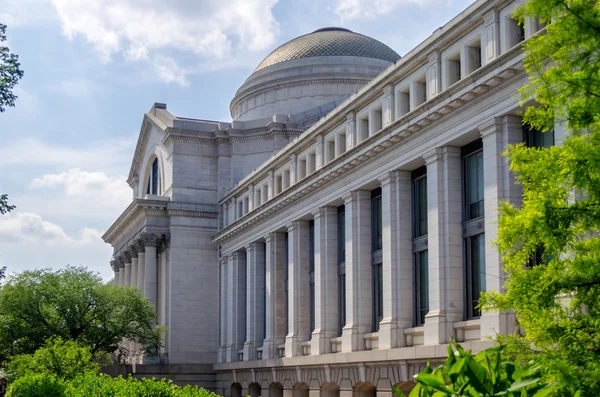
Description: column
xmin=382 ymin=85 xmax=395 ymax=127
xmin=248 ymin=185 xmax=254 ymax=212
xmin=285 ymin=221 xmax=310 ymax=357
xmin=289 ymin=155 xmax=297 ymax=185
xmin=342 ymin=190 xmax=372 ymax=352
xmin=262 ymin=232 xmax=286 ymax=359
xmin=123 ymin=254 xmax=132 ymax=287
xmin=243 ymin=242 xmax=266 ymax=361
xmin=484 ymin=10 xmax=500 ymax=65
xmin=311 ymin=207 xmax=338 ymax=354
xmin=479 ymin=117 xmax=519 ymax=337
xmin=315 ymin=136 xmax=324 ymax=169
xmin=346 ymin=112 xmax=356 ymax=150
xmin=157 ymin=241 xmax=169 ymax=328
xmin=226 ymin=251 xmax=247 ymax=362
xmin=423 ymin=147 xmax=463 ymax=345
xmin=111 ymin=260 xmax=120 ymax=285
xmin=378 ymin=171 xmax=413 ymax=349
xmin=130 ymin=249 xmax=139 ymax=290
xmin=219 ymin=255 xmax=228 ymax=363
xmin=141 ymin=233 xmax=159 ymax=309
xmin=137 ymin=240 xmax=146 ymax=292
xmin=427 ymin=52 xmax=442 ymax=99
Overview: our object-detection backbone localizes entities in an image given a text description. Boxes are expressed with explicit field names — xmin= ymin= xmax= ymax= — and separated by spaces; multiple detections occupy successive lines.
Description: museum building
xmin=102 ymin=0 xmax=559 ymax=395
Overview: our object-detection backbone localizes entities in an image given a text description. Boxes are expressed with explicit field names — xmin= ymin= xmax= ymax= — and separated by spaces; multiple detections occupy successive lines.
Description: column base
xmin=424 ymin=311 xmax=451 ymax=345
xmin=310 ymin=331 xmax=330 ymax=355
xmin=341 ymin=325 xmax=362 ymax=352
xmin=285 ymin=335 xmax=299 ymax=357
xmin=261 ymin=339 xmax=275 ymax=359
xmin=377 ymin=320 xmax=399 ymax=349
xmin=242 ymin=342 xmax=256 ymax=361
xmin=480 ymin=310 xmax=516 ymax=339
xmin=226 ymin=345 xmax=238 ymax=362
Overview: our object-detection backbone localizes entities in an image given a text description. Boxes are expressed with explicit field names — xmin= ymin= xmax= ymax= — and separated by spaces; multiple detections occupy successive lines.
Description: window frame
xmin=411 ymin=166 xmax=429 ymax=326
xmin=371 ymin=188 xmax=383 ymax=332
xmin=337 ymin=205 xmax=346 ymax=336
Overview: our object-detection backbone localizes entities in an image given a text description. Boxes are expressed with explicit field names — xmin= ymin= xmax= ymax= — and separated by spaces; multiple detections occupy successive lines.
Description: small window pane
xmin=467 ymin=234 xmax=486 ymax=318
xmin=415 ymin=251 xmax=429 ymax=326
xmin=465 ymin=151 xmax=484 ymax=220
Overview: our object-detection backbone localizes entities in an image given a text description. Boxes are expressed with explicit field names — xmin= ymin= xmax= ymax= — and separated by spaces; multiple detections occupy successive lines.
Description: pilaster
xmin=315 ymin=135 xmax=324 ymax=169
xmin=262 ymin=232 xmax=286 ymax=359
xmin=342 ymin=190 xmax=372 ymax=352
xmin=310 ymin=207 xmax=338 ymax=355
xmin=219 ymin=255 xmax=228 ymax=363
xmin=285 ymin=220 xmax=310 ymax=357
xmin=382 ymin=86 xmax=395 ymax=127
xmin=243 ymin=242 xmax=266 ymax=361
xmin=226 ymin=251 xmax=247 ymax=362
xmin=346 ymin=112 xmax=356 ymax=150
xmin=427 ymin=52 xmax=442 ymax=99
xmin=484 ymin=10 xmax=500 ymax=65
xmin=423 ymin=147 xmax=463 ymax=345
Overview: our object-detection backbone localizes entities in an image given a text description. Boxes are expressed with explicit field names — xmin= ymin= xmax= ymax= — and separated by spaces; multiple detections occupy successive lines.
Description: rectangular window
xmin=371 ymin=187 xmax=383 ymax=332
xmin=309 ymin=220 xmax=315 ymax=335
xmin=447 ymin=53 xmax=462 ymax=86
xmin=398 ymin=87 xmax=410 ymax=116
xmin=284 ymin=232 xmax=289 ymax=335
xmin=523 ymin=123 xmax=555 ymax=148
xmin=507 ymin=17 xmax=525 ymax=48
xmin=326 ymin=138 xmax=335 ymax=163
xmin=462 ymin=140 xmax=484 ymax=221
xmin=465 ymin=234 xmax=486 ymax=318
xmin=337 ymin=205 xmax=346 ymax=336
xmin=414 ymin=251 xmax=429 ymax=326
xmin=359 ymin=116 xmax=369 ymax=142
xmin=262 ymin=250 xmax=267 ymax=340
xmin=413 ymin=76 xmax=427 ymax=108
xmin=466 ymin=39 xmax=482 ymax=74
xmin=298 ymin=158 xmax=307 ymax=180
xmin=337 ymin=132 xmax=347 ymax=155
xmin=372 ymin=106 xmax=383 ymax=134
xmin=307 ymin=152 xmax=316 ymax=174
xmin=151 ymin=158 xmax=159 ymax=195
xmin=412 ymin=167 xmax=428 ymax=238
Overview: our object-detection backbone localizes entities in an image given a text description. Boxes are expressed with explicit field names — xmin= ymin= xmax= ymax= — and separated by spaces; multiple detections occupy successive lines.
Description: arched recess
xmin=353 ymin=382 xmax=376 ymax=397
xmin=293 ymin=382 xmax=309 ymax=397
xmin=270 ymin=382 xmax=284 ymax=397
xmin=232 ymin=383 xmax=243 ymax=397
xmin=395 ymin=382 xmax=416 ymax=396
xmin=249 ymin=382 xmax=262 ymax=397
xmin=321 ymin=382 xmax=341 ymax=397
xmin=138 ymin=148 xmax=165 ymax=198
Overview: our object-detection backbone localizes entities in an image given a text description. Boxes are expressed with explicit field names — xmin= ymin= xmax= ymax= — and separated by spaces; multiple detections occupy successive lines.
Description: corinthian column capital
xmin=140 ymin=232 xmax=161 ymax=247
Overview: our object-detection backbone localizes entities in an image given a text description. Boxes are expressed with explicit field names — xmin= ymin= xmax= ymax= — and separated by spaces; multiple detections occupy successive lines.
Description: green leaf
xmin=415 ymin=374 xmax=450 ymax=394
xmin=506 ymin=378 xmax=541 ymax=392
xmin=463 ymin=356 xmax=493 ymax=395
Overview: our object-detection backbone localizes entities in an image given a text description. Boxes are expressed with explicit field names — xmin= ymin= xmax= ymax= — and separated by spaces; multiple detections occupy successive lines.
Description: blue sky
xmin=0 ymin=0 xmax=474 ymax=280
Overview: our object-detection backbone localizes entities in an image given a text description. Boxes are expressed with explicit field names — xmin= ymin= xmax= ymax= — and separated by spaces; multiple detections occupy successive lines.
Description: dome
xmin=255 ymin=27 xmax=400 ymax=72
xmin=230 ymin=28 xmax=400 ymax=122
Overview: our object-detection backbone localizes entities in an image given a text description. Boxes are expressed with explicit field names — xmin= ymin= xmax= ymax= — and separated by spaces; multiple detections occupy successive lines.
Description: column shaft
xmin=219 ymin=256 xmax=228 ymax=363
xmin=263 ymin=232 xmax=286 ymax=359
xmin=226 ymin=252 xmax=246 ymax=362
xmin=243 ymin=242 xmax=266 ymax=360
xmin=137 ymin=252 xmax=146 ymax=292
xmin=131 ymin=257 xmax=139 ymax=289
xmin=144 ymin=246 xmax=158 ymax=308
xmin=342 ymin=190 xmax=372 ymax=352
xmin=124 ymin=263 xmax=132 ymax=287
xmin=285 ymin=221 xmax=310 ymax=357
xmin=424 ymin=147 xmax=463 ymax=344
xmin=311 ymin=207 xmax=338 ymax=354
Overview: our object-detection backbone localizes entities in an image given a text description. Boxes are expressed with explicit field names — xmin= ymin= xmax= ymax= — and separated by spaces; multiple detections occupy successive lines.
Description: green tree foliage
xmin=399 ymin=342 xmax=556 ymax=397
xmin=0 ymin=24 xmax=24 ymax=113
xmin=7 ymin=373 xmax=221 ymax=397
xmin=5 ymin=338 xmax=100 ymax=383
xmin=480 ymin=0 xmax=600 ymax=395
xmin=0 ymin=194 xmax=15 ymax=215
xmin=0 ymin=267 xmax=163 ymax=362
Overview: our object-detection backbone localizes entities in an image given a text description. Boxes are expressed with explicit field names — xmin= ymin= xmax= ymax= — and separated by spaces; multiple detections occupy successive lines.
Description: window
xmin=359 ymin=115 xmax=369 ymax=142
xmin=523 ymin=123 xmax=554 ymax=148
xmin=263 ymin=252 xmax=267 ymax=340
xmin=414 ymin=251 xmax=429 ymax=326
xmin=463 ymin=140 xmax=484 ymax=221
xmin=283 ymin=169 xmax=290 ymax=190
xmin=466 ymin=39 xmax=482 ymax=74
xmin=412 ymin=167 xmax=428 ymax=238
xmin=372 ymin=106 xmax=383 ymax=134
xmin=147 ymin=157 xmax=159 ymax=195
xmin=337 ymin=132 xmax=347 ymax=156
xmin=309 ymin=220 xmax=315 ymax=335
xmin=465 ymin=234 xmax=486 ymax=318
xmin=398 ymin=87 xmax=410 ymax=117
xmin=325 ymin=138 xmax=335 ymax=163
xmin=298 ymin=158 xmax=307 ymax=180
xmin=507 ymin=17 xmax=525 ymax=48
xmin=371 ymin=188 xmax=383 ymax=332
xmin=412 ymin=167 xmax=428 ymax=326
xmin=307 ymin=152 xmax=316 ymax=174
xmin=413 ymin=75 xmax=427 ymax=108
xmin=462 ymin=140 xmax=486 ymax=319
xmin=447 ymin=52 xmax=462 ymax=86
xmin=337 ymin=205 xmax=346 ymax=336
xmin=275 ymin=174 xmax=283 ymax=195
xmin=284 ymin=232 xmax=289 ymax=335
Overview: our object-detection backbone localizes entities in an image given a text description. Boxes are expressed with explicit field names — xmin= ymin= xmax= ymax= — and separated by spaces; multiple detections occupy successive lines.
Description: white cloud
xmin=0 ymin=212 xmax=72 ymax=244
xmin=0 ymin=0 xmax=57 ymax=27
xmin=50 ymin=0 xmax=280 ymax=84
xmin=43 ymin=78 xmax=108 ymax=97
xmin=30 ymin=168 xmax=131 ymax=206
xmin=336 ymin=0 xmax=437 ymax=21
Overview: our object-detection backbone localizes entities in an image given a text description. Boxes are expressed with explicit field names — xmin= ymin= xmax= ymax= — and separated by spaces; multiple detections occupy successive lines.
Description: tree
xmin=0 ymin=24 xmax=24 ymax=113
xmin=481 ymin=0 xmax=600 ymax=395
xmin=0 ymin=194 xmax=15 ymax=215
xmin=0 ymin=267 xmax=163 ymax=363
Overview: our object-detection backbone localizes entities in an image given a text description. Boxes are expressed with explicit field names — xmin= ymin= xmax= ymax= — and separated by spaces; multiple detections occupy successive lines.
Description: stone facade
xmin=103 ymin=0 xmax=549 ymax=394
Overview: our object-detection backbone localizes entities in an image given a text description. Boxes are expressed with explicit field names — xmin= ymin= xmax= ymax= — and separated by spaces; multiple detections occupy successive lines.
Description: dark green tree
xmin=0 ymin=23 xmax=24 ymax=112
xmin=481 ymin=0 xmax=600 ymax=395
xmin=0 ymin=267 xmax=163 ymax=363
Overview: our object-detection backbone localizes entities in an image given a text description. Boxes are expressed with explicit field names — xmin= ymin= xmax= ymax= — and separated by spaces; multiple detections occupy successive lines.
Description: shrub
xmin=6 ymin=373 xmax=67 ymax=397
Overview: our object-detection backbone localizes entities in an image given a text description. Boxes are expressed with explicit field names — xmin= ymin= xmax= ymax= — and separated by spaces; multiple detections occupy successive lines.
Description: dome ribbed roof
xmin=254 ymin=27 xmax=400 ymax=72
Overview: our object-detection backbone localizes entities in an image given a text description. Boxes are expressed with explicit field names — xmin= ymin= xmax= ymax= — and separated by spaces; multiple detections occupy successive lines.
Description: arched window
xmin=146 ymin=158 xmax=159 ymax=195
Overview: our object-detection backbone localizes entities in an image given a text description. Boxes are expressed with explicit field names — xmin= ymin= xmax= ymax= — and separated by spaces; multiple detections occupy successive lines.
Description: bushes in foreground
xmin=7 ymin=373 xmax=220 ymax=397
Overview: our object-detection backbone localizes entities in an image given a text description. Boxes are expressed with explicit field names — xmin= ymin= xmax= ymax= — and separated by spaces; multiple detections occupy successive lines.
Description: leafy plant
xmin=394 ymin=341 xmax=557 ymax=397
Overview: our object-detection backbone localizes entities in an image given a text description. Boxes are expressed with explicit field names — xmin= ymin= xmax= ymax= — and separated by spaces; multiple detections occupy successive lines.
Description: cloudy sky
xmin=0 ymin=0 xmax=474 ymax=280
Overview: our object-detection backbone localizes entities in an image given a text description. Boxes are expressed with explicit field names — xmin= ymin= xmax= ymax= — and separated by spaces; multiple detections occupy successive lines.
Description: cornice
xmin=213 ymin=46 xmax=526 ymax=245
